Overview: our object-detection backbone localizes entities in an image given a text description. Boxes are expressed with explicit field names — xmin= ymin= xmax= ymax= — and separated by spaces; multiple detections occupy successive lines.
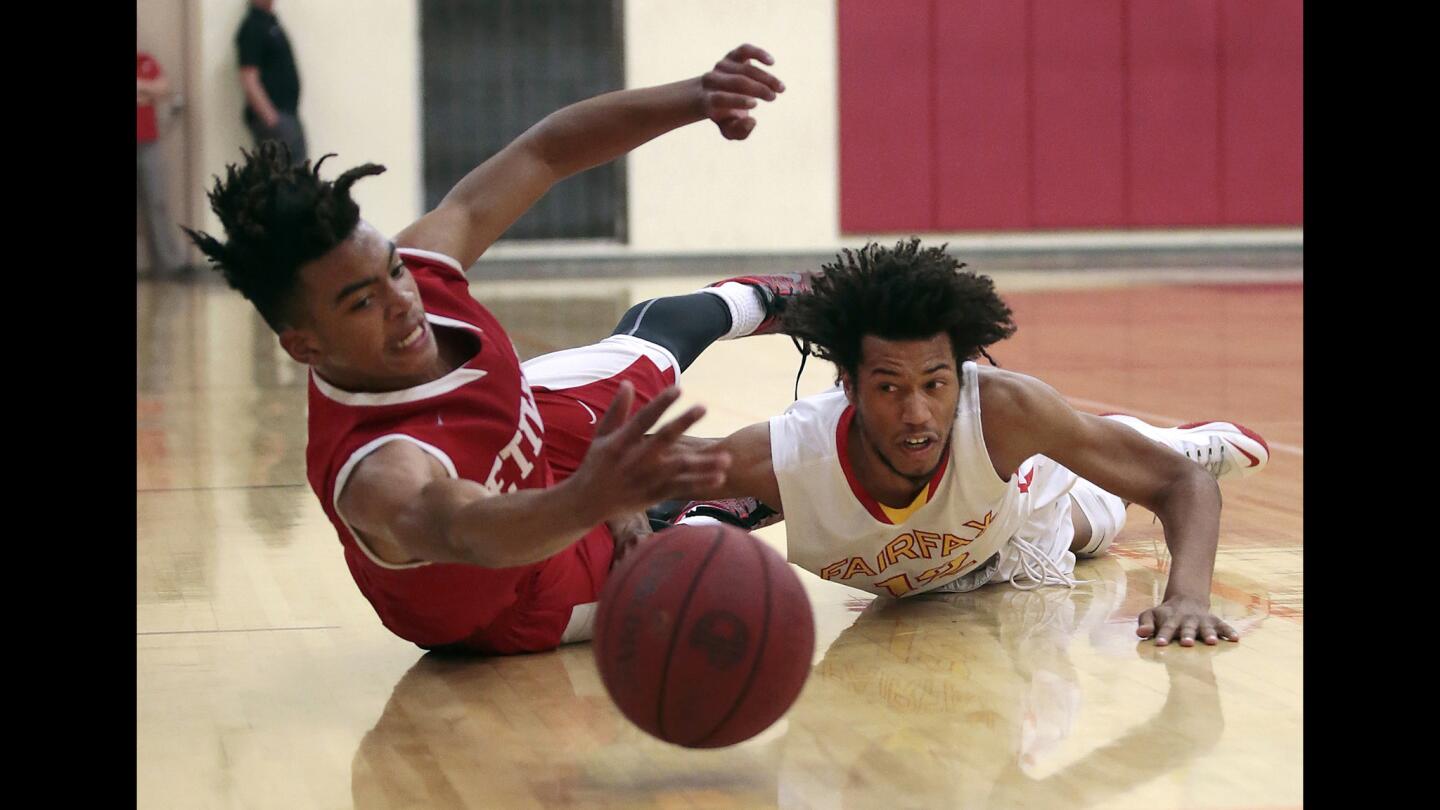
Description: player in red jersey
xmin=183 ymin=44 xmax=804 ymax=654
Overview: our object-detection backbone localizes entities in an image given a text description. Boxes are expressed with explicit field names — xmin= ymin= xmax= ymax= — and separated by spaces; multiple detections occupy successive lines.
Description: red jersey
xmin=137 ymin=52 xmax=161 ymax=143
xmin=305 ymin=248 xmax=613 ymax=654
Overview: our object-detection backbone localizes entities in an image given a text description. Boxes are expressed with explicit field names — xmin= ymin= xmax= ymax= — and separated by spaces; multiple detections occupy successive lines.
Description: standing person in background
xmin=237 ymin=0 xmax=306 ymax=162
xmin=138 ymin=49 xmax=189 ymax=277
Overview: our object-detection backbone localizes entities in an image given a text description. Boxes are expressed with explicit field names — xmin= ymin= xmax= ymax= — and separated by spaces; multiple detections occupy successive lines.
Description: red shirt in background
xmin=137 ymin=52 xmax=161 ymax=143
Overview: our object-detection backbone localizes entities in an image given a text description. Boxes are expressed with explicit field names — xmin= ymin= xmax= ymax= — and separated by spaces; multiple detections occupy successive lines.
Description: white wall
xmin=622 ymin=0 xmax=840 ymax=254
xmin=172 ymin=1 xmax=839 ymax=256
xmin=186 ymin=1 xmax=422 ymax=241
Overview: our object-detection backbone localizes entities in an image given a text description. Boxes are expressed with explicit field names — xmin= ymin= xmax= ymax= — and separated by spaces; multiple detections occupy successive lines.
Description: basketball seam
xmin=596 ymin=529 xmax=670 ymax=678
xmin=691 ymin=535 xmax=776 ymax=748
xmin=654 ymin=526 xmax=729 ymax=743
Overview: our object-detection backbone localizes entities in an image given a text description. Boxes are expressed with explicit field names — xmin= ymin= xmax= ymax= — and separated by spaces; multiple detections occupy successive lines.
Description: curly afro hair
xmin=781 ymin=238 xmax=1017 ymax=381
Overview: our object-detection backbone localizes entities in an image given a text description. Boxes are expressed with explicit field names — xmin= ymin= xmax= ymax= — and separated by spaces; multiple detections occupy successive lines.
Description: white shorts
xmin=944 ymin=455 xmax=1126 ymax=592
xmin=996 ymin=454 xmax=1082 ymax=584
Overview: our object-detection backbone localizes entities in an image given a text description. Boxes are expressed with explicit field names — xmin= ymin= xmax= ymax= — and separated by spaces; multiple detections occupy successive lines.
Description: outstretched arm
xmin=394 ymin=43 xmax=784 ymax=269
xmin=339 ymin=385 xmax=731 ymax=569
xmin=980 ymin=369 xmax=1234 ymax=646
xmin=670 ymin=421 xmax=784 ymax=512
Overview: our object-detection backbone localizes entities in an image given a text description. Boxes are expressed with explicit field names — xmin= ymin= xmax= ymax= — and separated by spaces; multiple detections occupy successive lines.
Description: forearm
xmin=240 ymin=71 xmax=278 ymax=122
xmin=414 ymin=475 xmax=605 ymax=569
xmin=528 ymin=78 xmax=706 ymax=179
xmin=1152 ymin=472 xmax=1223 ymax=600
xmin=137 ymin=76 xmax=169 ymax=101
xmin=669 ymin=431 xmax=783 ymax=509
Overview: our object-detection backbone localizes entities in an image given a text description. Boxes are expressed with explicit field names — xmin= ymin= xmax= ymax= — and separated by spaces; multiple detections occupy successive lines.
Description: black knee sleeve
xmin=610 ymin=293 xmax=732 ymax=371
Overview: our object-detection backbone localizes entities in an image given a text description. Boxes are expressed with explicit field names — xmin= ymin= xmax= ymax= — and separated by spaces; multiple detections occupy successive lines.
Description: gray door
xmin=421 ymin=0 xmax=626 ymax=241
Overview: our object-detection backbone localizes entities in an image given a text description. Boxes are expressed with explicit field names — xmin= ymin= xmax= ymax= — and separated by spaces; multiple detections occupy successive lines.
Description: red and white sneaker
xmin=708 ymin=273 xmax=813 ymax=336
xmin=1103 ymin=414 xmax=1270 ymax=479
xmin=676 ymin=497 xmax=784 ymax=531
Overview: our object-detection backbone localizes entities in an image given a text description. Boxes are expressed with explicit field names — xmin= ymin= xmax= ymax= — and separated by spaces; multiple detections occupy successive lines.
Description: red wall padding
xmin=1128 ymin=0 xmax=1222 ymax=226
xmin=837 ymin=0 xmax=935 ymax=232
xmin=1220 ymin=0 xmax=1304 ymax=224
xmin=1031 ymin=1 xmax=1127 ymax=228
xmin=837 ymin=0 xmax=1302 ymax=232
xmin=933 ymin=0 xmax=1029 ymax=230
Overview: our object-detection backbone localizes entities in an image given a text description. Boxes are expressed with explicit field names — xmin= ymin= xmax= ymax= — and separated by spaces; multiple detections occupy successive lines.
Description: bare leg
xmin=1068 ymin=494 xmax=1132 ymax=554
xmin=1068 ymin=499 xmax=1092 ymax=553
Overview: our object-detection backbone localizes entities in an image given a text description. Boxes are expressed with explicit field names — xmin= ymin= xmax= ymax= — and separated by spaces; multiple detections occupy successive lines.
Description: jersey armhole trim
xmin=768 ymin=397 xmax=843 ymax=473
xmin=333 ymin=434 xmax=459 ymax=571
xmin=965 ymin=361 xmax=1020 ymax=489
xmin=767 ymin=413 xmax=792 ymax=470
xmin=397 ymin=247 xmax=467 ymax=279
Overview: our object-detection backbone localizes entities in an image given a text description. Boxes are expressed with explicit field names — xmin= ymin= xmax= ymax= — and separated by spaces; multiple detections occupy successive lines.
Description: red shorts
xmin=424 ymin=335 xmax=681 ymax=656
xmin=526 ymin=334 xmax=682 ymax=478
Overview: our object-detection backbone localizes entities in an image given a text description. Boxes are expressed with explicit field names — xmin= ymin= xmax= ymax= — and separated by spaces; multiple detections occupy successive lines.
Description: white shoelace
xmin=1176 ymin=435 xmax=1228 ymax=478
xmin=1007 ymin=537 xmax=1088 ymax=590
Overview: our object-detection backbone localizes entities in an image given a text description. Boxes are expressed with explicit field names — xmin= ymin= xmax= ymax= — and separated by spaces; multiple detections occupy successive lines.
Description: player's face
xmin=281 ymin=221 xmax=441 ymax=391
xmin=843 ymin=334 xmax=960 ymax=483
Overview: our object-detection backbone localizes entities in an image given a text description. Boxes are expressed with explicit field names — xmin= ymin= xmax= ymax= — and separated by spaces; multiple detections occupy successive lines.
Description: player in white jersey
xmin=668 ymin=239 xmax=1270 ymax=648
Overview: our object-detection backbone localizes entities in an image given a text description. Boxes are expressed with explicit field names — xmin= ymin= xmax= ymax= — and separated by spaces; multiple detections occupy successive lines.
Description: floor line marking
xmin=137 ymin=625 xmax=341 ymax=636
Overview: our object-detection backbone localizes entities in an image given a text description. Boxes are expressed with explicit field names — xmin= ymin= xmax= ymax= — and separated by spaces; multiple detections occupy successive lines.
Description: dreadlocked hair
xmin=781 ymin=238 xmax=1017 ymax=381
xmin=181 ymin=141 xmax=386 ymax=332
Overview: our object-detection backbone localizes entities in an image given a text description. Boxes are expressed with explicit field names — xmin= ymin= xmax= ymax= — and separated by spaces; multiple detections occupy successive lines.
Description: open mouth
xmin=395 ymin=322 xmax=428 ymax=351
xmin=899 ymin=436 xmax=936 ymax=455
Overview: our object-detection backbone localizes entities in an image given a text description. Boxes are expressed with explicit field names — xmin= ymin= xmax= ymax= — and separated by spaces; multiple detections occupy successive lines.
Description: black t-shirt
xmin=236 ymin=7 xmax=301 ymax=122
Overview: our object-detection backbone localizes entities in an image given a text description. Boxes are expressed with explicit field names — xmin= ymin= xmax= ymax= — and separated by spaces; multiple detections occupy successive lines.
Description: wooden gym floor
xmin=137 ymin=260 xmax=1302 ymax=809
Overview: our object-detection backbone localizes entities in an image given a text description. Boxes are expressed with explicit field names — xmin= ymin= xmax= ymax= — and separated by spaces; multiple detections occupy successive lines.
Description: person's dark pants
xmin=247 ymin=110 xmax=308 ymax=164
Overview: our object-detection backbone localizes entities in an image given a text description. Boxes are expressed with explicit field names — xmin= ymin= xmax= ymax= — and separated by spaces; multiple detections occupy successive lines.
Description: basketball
xmin=592 ymin=523 xmax=815 ymax=748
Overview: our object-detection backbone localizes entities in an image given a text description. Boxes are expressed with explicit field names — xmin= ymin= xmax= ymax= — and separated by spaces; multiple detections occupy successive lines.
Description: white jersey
xmin=770 ymin=361 xmax=1077 ymax=597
